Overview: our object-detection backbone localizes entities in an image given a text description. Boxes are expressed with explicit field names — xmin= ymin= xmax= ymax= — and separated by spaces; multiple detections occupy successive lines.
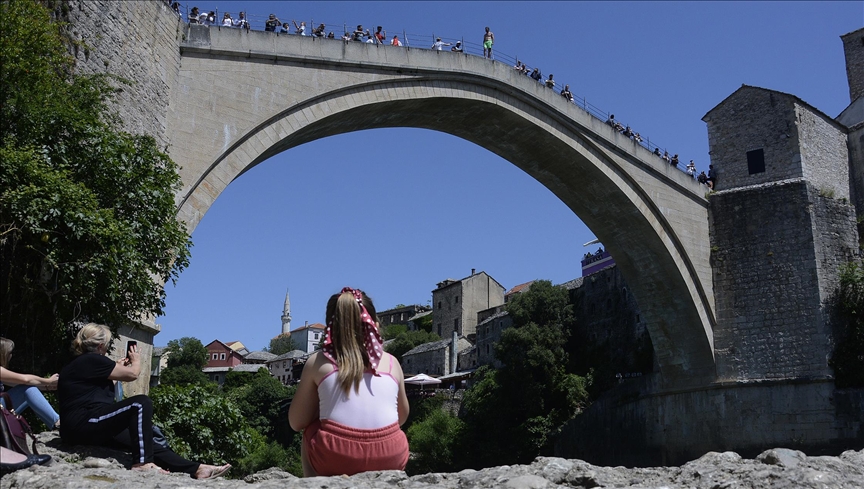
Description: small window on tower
xmin=747 ymin=148 xmax=765 ymax=174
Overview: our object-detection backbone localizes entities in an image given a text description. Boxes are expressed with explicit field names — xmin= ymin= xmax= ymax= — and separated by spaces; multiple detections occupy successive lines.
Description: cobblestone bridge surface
xmin=2 ymin=432 xmax=863 ymax=489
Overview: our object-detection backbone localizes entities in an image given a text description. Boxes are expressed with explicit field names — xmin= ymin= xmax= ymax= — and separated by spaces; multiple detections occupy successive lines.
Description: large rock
xmin=3 ymin=432 xmax=862 ymax=488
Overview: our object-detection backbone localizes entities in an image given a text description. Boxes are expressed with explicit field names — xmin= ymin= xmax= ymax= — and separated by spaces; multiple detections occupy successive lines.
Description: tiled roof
xmin=506 ymin=280 xmax=534 ymax=296
xmin=243 ymin=350 xmax=277 ymax=361
xmin=404 ymin=338 xmax=452 ymax=356
xmin=407 ymin=310 xmax=432 ymax=322
xmin=269 ymin=349 xmax=309 ymax=362
xmin=477 ymin=310 xmax=509 ymax=326
xmin=292 ymin=323 xmax=326 ymax=332
xmin=559 ymin=277 xmax=584 ymax=290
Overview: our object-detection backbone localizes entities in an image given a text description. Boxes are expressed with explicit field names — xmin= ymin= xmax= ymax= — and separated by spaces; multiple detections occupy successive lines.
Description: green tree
xmin=380 ymin=323 xmax=407 ymax=340
xmin=406 ymin=409 xmax=464 ymax=475
xmin=266 ymin=333 xmax=298 ymax=356
xmin=831 ymin=261 xmax=864 ymax=388
xmin=226 ymin=368 xmax=293 ymax=442
xmin=412 ymin=314 xmax=433 ymax=333
xmin=222 ymin=369 xmax=255 ymax=391
xmin=161 ymin=337 xmax=210 ymax=386
xmin=151 ymin=384 xmax=258 ymax=468
xmin=0 ymin=0 xmax=191 ymax=373
xmin=385 ymin=330 xmax=441 ymax=363
xmin=457 ymin=280 xmax=589 ymax=468
xmin=166 ymin=337 xmax=208 ymax=368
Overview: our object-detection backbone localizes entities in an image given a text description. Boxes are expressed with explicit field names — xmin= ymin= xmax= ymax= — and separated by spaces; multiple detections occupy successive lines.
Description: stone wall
xmin=798 ymin=106 xmax=850 ymax=200
xmin=432 ymin=281 xmax=462 ymax=339
xmin=703 ymin=86 xmax=849 ymax=198
xmin=556 ymin=378 xmax=864 ymax=467
xmin=848 ymin=125 xmax=864 ymax=219
xmin=568 ymin=265 xmax=653 ymax=378
xmin=63 ymin=0 xmax=184 ymax=147
xmin=842 ymin=27 xmax=864 ymax=103
xmin=709 ymin=181 xmax=857 ymax=380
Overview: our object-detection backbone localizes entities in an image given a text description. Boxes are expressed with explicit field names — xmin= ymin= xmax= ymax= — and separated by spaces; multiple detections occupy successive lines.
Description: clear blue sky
xmin=156 ymin=1 xmax=863 ymax=351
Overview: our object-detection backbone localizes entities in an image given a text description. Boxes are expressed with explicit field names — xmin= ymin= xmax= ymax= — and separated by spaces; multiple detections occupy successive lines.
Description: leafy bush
xmin=225 ymin=369 xmax=294 ymax=443
xmin=831 ymin=262 xmax=864 ymax=388
xmin=150 ymin=384 xmax=258 ymax=466
xmin=235 ymin=437 xmax=302 ymax=478
xmin=406 ymin=409 xmax=464 ymax=475
xmin=385 ymin=330 xmax=440 ymax=363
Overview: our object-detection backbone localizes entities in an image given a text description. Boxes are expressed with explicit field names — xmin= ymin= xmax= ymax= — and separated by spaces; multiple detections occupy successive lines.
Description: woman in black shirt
xmin=58 ymin=323 xmax=230 ymax=479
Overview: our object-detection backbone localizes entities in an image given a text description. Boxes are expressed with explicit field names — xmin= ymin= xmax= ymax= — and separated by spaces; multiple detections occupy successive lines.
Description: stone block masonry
xmin=842 ymin=27 xmax=864 ymax=103
xmin=709 ymin=180 xmax=858 ymax=381
xmin=63 ymin=0 xmax=184 ymax=147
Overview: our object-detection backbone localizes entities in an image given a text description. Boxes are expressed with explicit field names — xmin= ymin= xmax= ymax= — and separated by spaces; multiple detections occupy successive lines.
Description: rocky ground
xmin=2 ymin=432 xmax=862 ymax=488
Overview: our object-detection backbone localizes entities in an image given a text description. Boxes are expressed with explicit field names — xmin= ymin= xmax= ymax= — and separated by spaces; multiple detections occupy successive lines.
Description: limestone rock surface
xmin=3 ymin=432 xmax=862 ymax=488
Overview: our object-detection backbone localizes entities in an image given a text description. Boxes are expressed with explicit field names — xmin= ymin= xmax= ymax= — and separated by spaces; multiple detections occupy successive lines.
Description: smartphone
xmin=126 ymin=341 xmax=137 ymax=357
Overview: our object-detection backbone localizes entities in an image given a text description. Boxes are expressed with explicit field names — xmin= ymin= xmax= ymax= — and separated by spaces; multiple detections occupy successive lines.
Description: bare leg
xmin=300 ymin=433 xmax=317 ymax=477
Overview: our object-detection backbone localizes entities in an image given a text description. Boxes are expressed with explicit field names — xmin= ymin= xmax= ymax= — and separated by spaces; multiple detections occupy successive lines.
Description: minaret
xmin=281 ymin=289 xmax=292 ymax=334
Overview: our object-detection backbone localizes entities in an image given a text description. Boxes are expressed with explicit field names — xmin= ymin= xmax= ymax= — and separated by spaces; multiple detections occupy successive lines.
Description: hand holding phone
xmin=126 ymin=341 xmax=137 ymax=358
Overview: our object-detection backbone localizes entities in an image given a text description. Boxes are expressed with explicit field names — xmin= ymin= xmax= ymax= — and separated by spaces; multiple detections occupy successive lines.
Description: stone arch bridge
xmin=169 ymin=25 xmax=715 ymax=384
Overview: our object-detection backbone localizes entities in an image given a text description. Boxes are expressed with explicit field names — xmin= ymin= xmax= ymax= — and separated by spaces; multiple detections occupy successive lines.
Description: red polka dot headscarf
xmin=321 ymin=287 xmax=384 ymax=375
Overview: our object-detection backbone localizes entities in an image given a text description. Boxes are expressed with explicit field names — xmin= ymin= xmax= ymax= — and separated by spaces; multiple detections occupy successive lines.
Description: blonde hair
xmin=72 ymin=323 xmax=111 ymax=355
xmin=0 ymin=338 xmax=14 ymax=368
xmin=325 ymin=290 xmax=378 ymax=395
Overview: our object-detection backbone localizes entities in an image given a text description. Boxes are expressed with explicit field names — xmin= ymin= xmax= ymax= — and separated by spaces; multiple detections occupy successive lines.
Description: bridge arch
xmin=169 ymin=26 xmax=716 ymax=382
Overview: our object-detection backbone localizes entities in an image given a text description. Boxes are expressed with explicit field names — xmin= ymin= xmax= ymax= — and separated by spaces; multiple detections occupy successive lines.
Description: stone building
xmin=377 ymin=304 xmax=432 ymax=327
xmin=149 ymin=347 xmax=170 ymax=388
xmin=565 ymin=266 xmax=653 ymax=382
xmin=203 ymin=363 xmax=264 ymax=386
xmin=703 ymin=85 xmax=857 ymax=381
xmin=401 ymin=336 xmax=472 ymax=376
xmin=267 ymin=349 xmax=308 ymax=385
xmin=476 ymin=308 xmax=510 ymax=368
xmin=840 ymin=27 xmax=864 ymax=220
xmin=431 ymin=270 xmax=505 ymax=340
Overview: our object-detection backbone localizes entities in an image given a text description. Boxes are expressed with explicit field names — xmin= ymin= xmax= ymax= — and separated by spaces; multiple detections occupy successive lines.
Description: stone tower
xmin=703 ymin=86 xmax=857 ymax=381
xmin=281 ymin=290 xmax=292 ymax=334
xmin=841 ymin=27 xmax=864 ymax=103
xmin=839 ymin=27 xmax=864 ymax=219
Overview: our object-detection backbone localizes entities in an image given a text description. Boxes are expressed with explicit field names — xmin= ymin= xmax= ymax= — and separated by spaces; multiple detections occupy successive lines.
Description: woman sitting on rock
xmin=57 ymin=323 xmax=231 ymax=479
xmin=289 ymin=288 xmax=410 ymax=477
xmin=0 ymin=337 xmax=60 ymax=430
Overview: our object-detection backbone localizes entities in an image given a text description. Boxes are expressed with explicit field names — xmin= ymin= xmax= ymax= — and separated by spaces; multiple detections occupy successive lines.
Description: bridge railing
xmin=169 ymin=1 xmax=703 ymax=180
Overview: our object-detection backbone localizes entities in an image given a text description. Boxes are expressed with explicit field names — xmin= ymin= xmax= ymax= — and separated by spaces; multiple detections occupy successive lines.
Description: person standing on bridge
xmin=432 ymin=37 xmax=451 ymax=50
xmin=265 ymin=14 xmax=281 ymax=32
xmin=391 ymin=35 xmax=402 ymax=46
xmin=483 ymin=26 xmax=494 ymax=59
xmin=233 ymin=11 xmax=249 ymax=29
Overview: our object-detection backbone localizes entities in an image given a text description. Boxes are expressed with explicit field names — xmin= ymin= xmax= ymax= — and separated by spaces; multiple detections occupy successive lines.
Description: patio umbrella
xmin=404 ymin=373 xmax=441 ymax=390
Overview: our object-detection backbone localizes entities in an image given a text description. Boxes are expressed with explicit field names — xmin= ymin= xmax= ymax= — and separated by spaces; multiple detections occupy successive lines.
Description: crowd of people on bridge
xmin=166 ymin=1 xmax=708 ymax=187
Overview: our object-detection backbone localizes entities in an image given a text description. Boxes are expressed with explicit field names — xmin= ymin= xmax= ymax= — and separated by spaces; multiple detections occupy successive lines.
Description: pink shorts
xmin=304 ymin=419 xmax=409 ymax=476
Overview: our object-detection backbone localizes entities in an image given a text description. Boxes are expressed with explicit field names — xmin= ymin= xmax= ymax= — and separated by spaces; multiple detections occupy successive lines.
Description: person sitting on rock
xmin=289 ymin=288 xmax=410 ymax=477
xmin=57 ymin=324 xmax=231 ymax=479
xmin=0 ymin=337 xmax=60 ymax=430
